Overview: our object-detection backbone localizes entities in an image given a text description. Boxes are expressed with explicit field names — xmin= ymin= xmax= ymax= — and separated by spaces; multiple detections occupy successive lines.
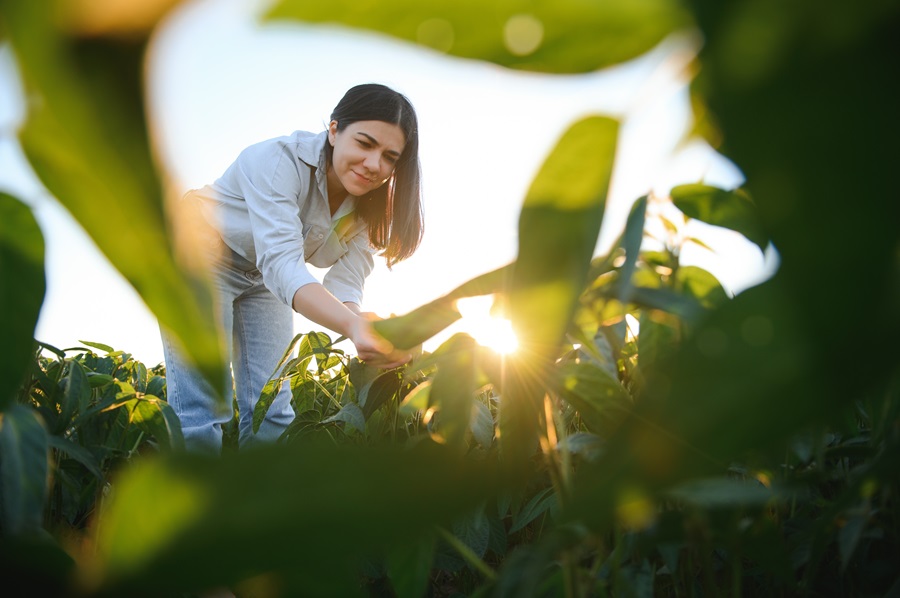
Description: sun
xmin=456 ymin=295 xmax=519 ymax=354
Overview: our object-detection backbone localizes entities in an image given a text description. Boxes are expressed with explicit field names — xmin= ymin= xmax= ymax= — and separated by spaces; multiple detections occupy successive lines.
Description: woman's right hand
xmin=348 ymin=315 xmax=412 ymax=368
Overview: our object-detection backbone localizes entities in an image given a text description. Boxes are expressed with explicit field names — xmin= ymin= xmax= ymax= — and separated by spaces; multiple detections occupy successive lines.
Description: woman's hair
xmin=326 ymin=83 xmax=424 ymax=267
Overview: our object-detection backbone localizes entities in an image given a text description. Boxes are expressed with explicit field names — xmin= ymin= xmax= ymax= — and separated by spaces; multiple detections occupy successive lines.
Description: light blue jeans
xmin=161 ymin=242 xmax=295 ymax=454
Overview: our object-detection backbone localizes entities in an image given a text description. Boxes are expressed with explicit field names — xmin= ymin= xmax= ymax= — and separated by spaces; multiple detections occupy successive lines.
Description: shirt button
xmin=317 ymin=233 xmax=324 ymax=239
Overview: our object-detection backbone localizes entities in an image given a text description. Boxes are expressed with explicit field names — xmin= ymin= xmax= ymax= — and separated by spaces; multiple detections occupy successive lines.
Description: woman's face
xmin=328 ymin=120 xmax=406 ymax=197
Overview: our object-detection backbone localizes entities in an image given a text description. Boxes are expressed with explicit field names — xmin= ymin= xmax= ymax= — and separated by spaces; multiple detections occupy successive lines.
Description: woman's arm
xmin=292 ymin=284 xmax=410 ymax=368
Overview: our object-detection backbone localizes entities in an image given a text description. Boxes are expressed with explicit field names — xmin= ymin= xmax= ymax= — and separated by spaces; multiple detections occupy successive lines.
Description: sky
xmin=0 ymin=0 xmax=776 ymax=366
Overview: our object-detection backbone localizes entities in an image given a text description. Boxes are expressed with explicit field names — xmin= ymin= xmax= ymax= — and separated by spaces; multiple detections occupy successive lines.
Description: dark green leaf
xmin=56 ymin=360 xmax=91 ymax=435
xmin=359 ymin=371 xmax=401 ymax=419
xmin=91 ymin=440 xmax=497 ymax=595
xmin=386 ymin=532 xmax=436 ymax=598
xmin=509 ymin=486 xmax=556 ymax=534
xmin=664 ymin=476 xmax=776 ymax=509
xmin=470 ymin=400 xmax=494 ymax=449
xmin=0 ymin=405 xmax=49 ymax=534
xmin=0 ymin=193 xmax=45 ymax=412
xmin=452 ymin=505 xmax=491 ymax=559
xmin=556 ymin=361 xmax=632 ymax=439
xmin=323 ymin=402 xmax=365 ymax=433
xmin=617 ymin=195 xmax=648 ymax=306
xmin=47 ymin=434 xmax=103 ymax=479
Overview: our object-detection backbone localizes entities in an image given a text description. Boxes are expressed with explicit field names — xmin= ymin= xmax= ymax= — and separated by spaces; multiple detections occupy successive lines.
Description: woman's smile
xmin=327 ymin=120 xmax=406 ymax=200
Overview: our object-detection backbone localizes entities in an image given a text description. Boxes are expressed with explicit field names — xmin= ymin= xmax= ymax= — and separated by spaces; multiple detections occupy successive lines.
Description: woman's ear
xmin=327 ymin=120 xmax=339 ymax=145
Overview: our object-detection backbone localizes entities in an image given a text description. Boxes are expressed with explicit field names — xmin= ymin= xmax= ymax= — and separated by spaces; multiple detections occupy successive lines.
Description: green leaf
xmin=0 ymin=405 xmax=49 ymax=535
xmin=374 ymin=299 xmax=462 ymax=350
xmin=500 ymin=116 xmax=618 ymax=467
xmin=373 ymin=264 xmax=513 ymax=352
xmin=509 ymin=486 xmax=556 ymax=534
xmin=557 ymin=432 xmax=604 ymax=461
xmin=470 ymin=400 xmax=495 ymax=449
xmin=398 ymin=380 xmax=431 ymax=416
xmin=47 ymin=434 xmax=103 ymax=480
xmin=617 ymin=195 xmax=649 ymax=306
xmin=838 ymin=509 xmax=867 ymax=572
xmin=671 ymin=184 xmax=767 ymax=252
xmin=146 ymin=375 xmax=166 ymax=399
xmin=429 ymin=335 xmax=479 ymax=449
xmin=358 ymin=371 xmax=401 ymax=420
xmin=78 ymin=340 xmax=115 ymax=354
xmin=386 ymin=532 xmax=436 ymax=598
xmin=91 ymin=441 xmax=497 ymax=595
xmin=676 ymin=265 xmax=728 ymax=307
xmin=267 ymin=0 xmax=692 ymax=74
xmin=664 ymin=476 xmax=776 ymax=509
xmin=0 ymin=2 xmax=226 ymax=398
xmin=0 ymin=193 xmax=45 ymax=412
xmin=323 ymin=402 xmax=365 ymax=433
xmin=555 ymin=361 xmax=632 ymax=440
xmin=637 ymin=312 xmax=680 ymax=375
xmin=136 ymin=397 xmax=185 ymax=452
xmin=451 ymin=505 xmax=491 ymax=560
xmin=56 ymin=360 xmax=91 ymax=435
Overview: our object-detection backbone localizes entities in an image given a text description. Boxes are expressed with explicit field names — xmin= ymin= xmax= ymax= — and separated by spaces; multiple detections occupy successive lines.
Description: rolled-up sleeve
xmin=323 ymin=229 xmax=375 ymax=305
xmin=233 ymin=144 xmax=318 ymax=307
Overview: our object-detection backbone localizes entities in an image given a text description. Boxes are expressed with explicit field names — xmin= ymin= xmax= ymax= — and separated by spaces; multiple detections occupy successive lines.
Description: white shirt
xmin=188 ymin=130 xmax=375 ymax=307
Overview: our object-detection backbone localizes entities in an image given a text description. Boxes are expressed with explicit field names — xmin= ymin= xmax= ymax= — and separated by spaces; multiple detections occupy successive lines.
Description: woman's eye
xmin=384 ymin=155 xmax=398 ymax=165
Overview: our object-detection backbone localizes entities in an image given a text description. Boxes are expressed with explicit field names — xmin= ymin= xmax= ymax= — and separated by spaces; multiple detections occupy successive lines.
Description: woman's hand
xmin=347 ymin=315 xmax=412 ymax=369
xmin=292 ymin=286 xmax=411 ymax=368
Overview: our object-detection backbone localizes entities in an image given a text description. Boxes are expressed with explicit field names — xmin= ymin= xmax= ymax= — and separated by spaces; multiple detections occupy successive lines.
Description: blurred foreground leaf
xmin=267 ymin=0 xmax=693 ymax=74
xmin=0 ymin=193 xmax=45 ymax=411
xmin=502 ymin=116 xmax=619 ymax=465
xmin=0 ymin=1 xmax=226 ymax=396
xmin=671 ymin=183 xmax=767 ymax=252
xmin=88 ymin=440 xmax=498 ymax=596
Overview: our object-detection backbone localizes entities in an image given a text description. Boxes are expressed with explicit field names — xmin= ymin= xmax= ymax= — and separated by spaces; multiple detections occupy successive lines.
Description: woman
xmin=162 ymin=83 xmax=423 ymax=453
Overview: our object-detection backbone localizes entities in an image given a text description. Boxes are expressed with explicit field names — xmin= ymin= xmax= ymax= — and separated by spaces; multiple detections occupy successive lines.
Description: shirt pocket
xmin=306 ymin=228 xmax=348 ymax=268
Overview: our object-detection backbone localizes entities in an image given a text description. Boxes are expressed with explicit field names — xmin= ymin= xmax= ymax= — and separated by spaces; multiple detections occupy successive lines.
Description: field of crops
xmin=1 ymin=1 xmax=898 ymax=596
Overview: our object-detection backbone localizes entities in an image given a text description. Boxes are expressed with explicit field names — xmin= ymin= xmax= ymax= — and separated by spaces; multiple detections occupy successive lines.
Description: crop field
xmin=1 ymin=1 xmax=898 ymax=597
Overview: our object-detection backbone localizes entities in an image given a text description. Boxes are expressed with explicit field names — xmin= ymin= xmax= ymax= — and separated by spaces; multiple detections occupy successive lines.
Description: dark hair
xmin=326 ymin=83 xmax=423 ymax=267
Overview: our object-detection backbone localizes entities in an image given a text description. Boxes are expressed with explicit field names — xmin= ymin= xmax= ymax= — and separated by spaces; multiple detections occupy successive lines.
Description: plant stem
xmin=435 ymin=526 xmax=497 ymax=582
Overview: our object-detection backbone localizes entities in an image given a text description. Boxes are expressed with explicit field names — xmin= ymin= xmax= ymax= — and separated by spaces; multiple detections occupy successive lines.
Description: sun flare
xmin=456 ymin=295 xmax=519 ymax=354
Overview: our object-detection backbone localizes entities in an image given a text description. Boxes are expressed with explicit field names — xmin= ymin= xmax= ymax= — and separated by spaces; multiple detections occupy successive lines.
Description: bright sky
xmin=0 ymin=0 xmax=776 ymax=366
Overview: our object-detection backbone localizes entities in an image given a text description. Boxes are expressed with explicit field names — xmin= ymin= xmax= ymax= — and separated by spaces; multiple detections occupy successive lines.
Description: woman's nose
xmin=363 ymin=152 xmax=380 ymax=173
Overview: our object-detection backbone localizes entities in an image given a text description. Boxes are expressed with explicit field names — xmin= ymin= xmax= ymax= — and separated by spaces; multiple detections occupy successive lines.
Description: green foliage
xmin=0 ymin=1 xmax=225 ymax=398
xmin=1 ymin=0 xmax=898 ymax=596
xmin=267 ymin=0 xmax=693 ymax=74
xmin=0 ymin=193 xmax=45 ymax=412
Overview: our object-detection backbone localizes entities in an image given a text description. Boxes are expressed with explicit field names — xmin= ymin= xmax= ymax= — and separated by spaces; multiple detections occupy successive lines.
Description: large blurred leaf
xmin=565 ymin=0 xmax=900 ymax=534
xmin=688 ymin=0 xmax=900 ymax=398
xmin=670 ymin=184 xmax=767 ymax=252
xmin=87 ymin=440 xmax=498 ymax=595
xmin=0 ymin=1 xmax=226 ymax=396
xmin=267 ymin=0 xmax=693 ymax=74
xmin=428 ymin=334 xmax=479 ymax=449
xmin=0 ymin=405 xmax=49 ymax=535
xmin=0 ymin=193 xmax=45 ymax=412
xmin=373 ymin=265 xmax=512 ymax=350
xmin=501 ymin=116 xmax=619 ymax=466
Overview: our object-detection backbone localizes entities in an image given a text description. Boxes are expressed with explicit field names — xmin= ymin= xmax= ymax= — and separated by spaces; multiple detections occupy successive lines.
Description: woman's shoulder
xmin=235 ymin=130 xmax=326 ymax=168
